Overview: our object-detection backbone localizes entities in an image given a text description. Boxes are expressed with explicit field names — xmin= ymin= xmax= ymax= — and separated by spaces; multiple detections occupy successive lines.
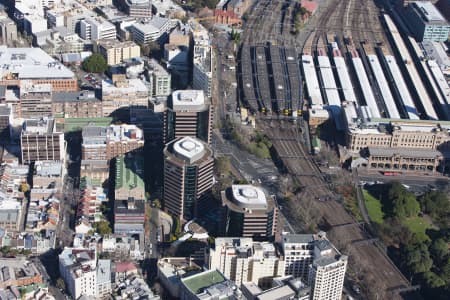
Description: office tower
xmin=20 ymin=118 xmax=64 ymax=163
xmin=163 ymin=137 xmax=214 ymax=221
xmin=221 ymin=185 xmax=279 ymax=240
xmin=164 ymin=90 xmax=213 ymax=144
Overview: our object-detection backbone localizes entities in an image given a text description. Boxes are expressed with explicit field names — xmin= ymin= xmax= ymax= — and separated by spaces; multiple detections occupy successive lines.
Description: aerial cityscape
xmin=0 ymin=0 xmax=449 ymax=299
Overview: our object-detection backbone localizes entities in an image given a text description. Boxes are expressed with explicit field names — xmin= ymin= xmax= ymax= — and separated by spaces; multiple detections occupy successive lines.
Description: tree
xmin=405 ymin=242 xmax=433 ymax=274
xmin=56 ymin=278 xmax=66 ymax=291
xmin=419 ymin=191 xmax=450 ymax=220
xmin=82 ymin=53 xmax=107 ymax=73
xmin=389 ymin=182 xmax=420 ymax=219
xmin=430 ymin=238 xmax=449 ymax=263
xmin=19 ymin=182 xmax=29 ymax=193
xmin=153 ymin=199 xmax=161 ymax=209
xmin=423 ymin=271 xmax=446 ymax=288
xmin=94 ymin=220 xmax=112 ymax=235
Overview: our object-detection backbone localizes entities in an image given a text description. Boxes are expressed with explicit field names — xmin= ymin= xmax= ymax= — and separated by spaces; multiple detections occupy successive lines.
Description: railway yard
xmin=235 ymin=0 xmax=431 ymax=298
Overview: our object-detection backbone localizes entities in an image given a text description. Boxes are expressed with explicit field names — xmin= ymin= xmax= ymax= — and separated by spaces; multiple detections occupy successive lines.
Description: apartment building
xmin=209 ymin=237 xmax=285 ymax=287
xmin=164 ymin=90 xmax=213 ymax=144
xmin=405 ymin=1 xmax=450 ymax=41
xmin=0 ymin=162 xmax=28 ymax=232
xmin=19 ymin=82 xmax=52 ymax=119
xmin=101 ymin=75 xmax=149 ymax=116
xmin=52 ymin=90 xmax=103 ymax=118
xmin=130 ymin=17 xmax=175 ymax=44
xmin=96 ymin=39 xmax=141 ymax=66
xmin=82 ymin=124 xmax=144 ymax=161
xmin=221 ymin=185 xmax=279 ymax=240
xmin=281 ymin=232 xmax=347 ymax=300
xmin=308 ymin=244 xmax=347 ymax=300
xmin=0 ymin=46 xmax=77 ymax=91
xmin=20 ymin=118 xmax=64 ymax=163
xmin=180 ymin=269 xmax=243 ymax=300
xmin=148 ymin=59 xmax=172 ymax=97
xmin=0 ymin=258 xmax=43 ymax=289
xmin=191 ymin=21 xmax=213 ymax=98
xmin=114 ymin=154 xmax=146 ymax=234
xmin=163 ymin=137 xmax=214 ymax=221
xmin=80 ymin=17 xmax=116 ymax=41
xmin=59 ymin=248 xmax=112 ymax=299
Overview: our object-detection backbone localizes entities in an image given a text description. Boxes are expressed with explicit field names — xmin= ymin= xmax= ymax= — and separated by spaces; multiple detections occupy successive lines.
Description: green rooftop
xmin=182 ymin=270 xmax=226 ymax=294
xmin=115 ymin=154 xmax=145 ymax=191
xmin=64 ymin=117 xmax=112 ymax=132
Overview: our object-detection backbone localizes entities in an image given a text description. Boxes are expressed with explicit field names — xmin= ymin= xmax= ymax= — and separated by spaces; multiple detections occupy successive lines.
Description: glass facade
xmin=183 ymin=166 xmax=197 ymax=220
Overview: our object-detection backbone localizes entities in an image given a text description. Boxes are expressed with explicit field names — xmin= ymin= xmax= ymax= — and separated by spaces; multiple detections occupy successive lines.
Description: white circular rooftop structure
xmin=173 ymin=137 xmax=206 ymax=163
xmin=231 ymin=185 xmax=268 ymax=209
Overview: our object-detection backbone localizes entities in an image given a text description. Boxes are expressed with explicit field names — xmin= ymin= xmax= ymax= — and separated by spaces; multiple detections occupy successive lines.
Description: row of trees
xmin=372 ymin=182 xmax=450 ymax=298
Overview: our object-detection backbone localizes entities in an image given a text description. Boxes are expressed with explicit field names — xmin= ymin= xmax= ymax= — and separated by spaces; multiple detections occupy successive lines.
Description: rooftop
xmin=0 ymin=46 xmax=74 ymax=80
xmin=172 ymin=137 xmax=206 ymax=163
xmin=412 ymin=1 xmax=448 ymax=23
xmin=171 ymin=90 xmax=208 ymax=111
xmin=132 ymin=16 xmax=171 ymax=33
xmin=52 ymin=91 xmax=99 ymax=103
xmin=22 ymin=118 xmax=57 ymax=135
xmin=181 ymin=269 xmax=226 ymax=294
xmin=102 ymin=78 xmax=148 ymax=94
xmin=115 ymin=154 xmax=145 ymax=199
xmin=368 ymin=146 xmax=444 ymax=158
xmin=231 ymin=185 xmax=268 ymax=209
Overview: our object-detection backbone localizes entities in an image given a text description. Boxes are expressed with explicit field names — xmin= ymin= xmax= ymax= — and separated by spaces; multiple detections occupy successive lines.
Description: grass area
xmin=402 ymin=216 xmax=432 ymax=242
xmin=363 ymin=190 xmax=385 ymax=224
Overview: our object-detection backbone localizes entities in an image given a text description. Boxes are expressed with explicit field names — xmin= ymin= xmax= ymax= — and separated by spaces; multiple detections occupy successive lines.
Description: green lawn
xmin=402 ymin=216 xmax=431 ymax=242
xmin=363 ymin=190 xmax=385 ymax=224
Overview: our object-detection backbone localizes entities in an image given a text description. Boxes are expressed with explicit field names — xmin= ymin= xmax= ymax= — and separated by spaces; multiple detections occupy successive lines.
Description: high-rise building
xmin=163 ymin=137 xmax=214 ymax=221
xmin=148 ymin=59 xmax=171 ymax=97
xmin=191 ymin=21 xmax=213 ymax=98
xmin=59 ymin=247 xmax=112 ymax=299
xmin=82 ymin=124 xmax=144 ymax=161
xmin=96 ymin=39 xmax=141 ymax=66
xmin=180 ymin=269 xmax=243 ymax=300
xmin=101 ymin=75 xmax=149 ymax=117
xmin=308 ymin=244 xmax=347 ymax=300
xmin=404 ymin=1 xmax=450 ymax=42
xmin=209 ymin=237 xmax=285 ymax=287
xmin=130 ymin=17 xmax=175 ymax=44
xmin=80 ymin=17 xmax=116 ymax=41
xmin=164 ymin=90 xmax=213 ymax=144
xmin=19 ymin=82 xmax=52 ymax=119
xmin=59 ymin=248 xmax=97 ymax=299
xmin=20 ymin=118 xmax=64 ymax=163
xmin=281 ymin=232 xmax=347 ymax=300
xmin=0 ymin=14 xmax=18 ymax=45
xmin=117 ymin=0 xmax=153 ymax=18
xmin=221 ymin=185 xmax=279 ymax=240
